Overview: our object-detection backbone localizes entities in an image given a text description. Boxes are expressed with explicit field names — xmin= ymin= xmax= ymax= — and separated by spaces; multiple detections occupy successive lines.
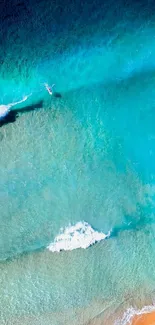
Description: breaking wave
xmin=47 ymin=221 xmax=110 ymax=252
xmin=115 ymin=305 xmax=155 ymax=325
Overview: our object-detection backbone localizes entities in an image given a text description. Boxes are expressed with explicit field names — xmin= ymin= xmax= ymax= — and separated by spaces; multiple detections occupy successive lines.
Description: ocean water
xmin=1 ymin=0 xmax=155 ymax=324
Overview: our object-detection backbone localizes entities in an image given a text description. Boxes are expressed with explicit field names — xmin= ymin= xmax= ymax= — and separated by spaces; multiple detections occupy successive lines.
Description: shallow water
xmin=1 ymin=0 xmax=155 ymax=324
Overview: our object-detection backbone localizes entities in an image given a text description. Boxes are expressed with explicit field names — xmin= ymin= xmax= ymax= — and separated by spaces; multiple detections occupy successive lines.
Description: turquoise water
xmin=1 ymin=0 xmax=155 ymax=324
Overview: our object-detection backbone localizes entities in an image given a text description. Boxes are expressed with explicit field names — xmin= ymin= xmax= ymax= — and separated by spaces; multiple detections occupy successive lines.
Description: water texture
xmin=1 ymin=0 xmax=155 ymax=324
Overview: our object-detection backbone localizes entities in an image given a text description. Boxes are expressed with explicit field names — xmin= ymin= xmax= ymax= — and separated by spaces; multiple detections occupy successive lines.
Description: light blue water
xmin=1 ymin=0 xmax=155 ymax=324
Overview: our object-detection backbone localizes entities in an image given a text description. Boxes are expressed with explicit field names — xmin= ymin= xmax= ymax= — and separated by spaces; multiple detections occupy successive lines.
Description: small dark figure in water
xmin=44 ymin=83 xmax=62 ymax=98
xmin=44 ymin=83 xmax=55 ymax=95
xmin=0 ymin=81 xmax=62 ymax=129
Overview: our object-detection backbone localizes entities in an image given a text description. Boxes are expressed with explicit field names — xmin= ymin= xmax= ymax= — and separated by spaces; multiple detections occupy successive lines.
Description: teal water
xmin=1 ymin=0 xmax=155 ymax=324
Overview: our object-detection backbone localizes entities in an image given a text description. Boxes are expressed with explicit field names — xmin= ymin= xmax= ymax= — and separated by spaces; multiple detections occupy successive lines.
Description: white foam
xmin=115 ymin=305 xmax=155 ymax=325
xmin=0 ymin=104 xmax=10 ymax=119
xmin=47 ymin=221 xmax=110 ymax=252
xmin=0 ymin=94 xmax=31 ymax=120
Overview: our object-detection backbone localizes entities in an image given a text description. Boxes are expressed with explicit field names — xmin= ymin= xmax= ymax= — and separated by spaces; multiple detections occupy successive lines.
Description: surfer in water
xmin=44 ymin=83 xmax=55 ymax=95
xmin=0 ymin=94 xmax=32 ymax=120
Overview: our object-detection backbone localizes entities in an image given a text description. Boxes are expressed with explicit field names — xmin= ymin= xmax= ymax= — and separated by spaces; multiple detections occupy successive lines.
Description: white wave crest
xmin=0 ymin=105 xmax=10 ymax=119
xmin=47 ymin=221 xmax=110 ymax=252
xmin=115 ymin=305 xmax=155 ymax=325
